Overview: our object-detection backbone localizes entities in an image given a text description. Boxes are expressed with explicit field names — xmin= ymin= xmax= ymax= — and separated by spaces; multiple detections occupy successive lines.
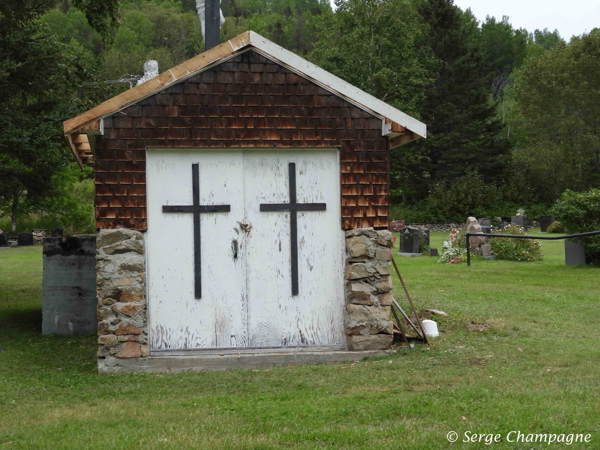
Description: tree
xmin=71 ymin=0 xmax=123 ymax=38
xmin=0 ymin=1 xmax=85 ymax=233
xmin=479 ymin=15 xmax=527 ymax=99
xmin=221 ymin=0 xmax=331 ymax=55
xmin=526 ymin=28 xmax=564 ymax=59
xmin=310 ymin=0 xmax=431 ymax=116
xmin=402 ymin=0 xmax=510 ymax=200
xmin=511 ymin=29 xmax=600 ymax=200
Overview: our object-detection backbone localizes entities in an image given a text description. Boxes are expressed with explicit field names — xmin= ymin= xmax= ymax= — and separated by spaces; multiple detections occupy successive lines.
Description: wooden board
xmin=146 ymin=150 xmax=247 ymax=350
xmin=146 ymin=148 xmax=344 ymax=351
xmin=244 ymin=150 xmax=345 ymax=347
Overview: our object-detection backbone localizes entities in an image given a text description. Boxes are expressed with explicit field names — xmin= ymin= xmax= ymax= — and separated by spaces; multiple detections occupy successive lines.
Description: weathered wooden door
xmin=146 ymin=149 xmax=344 ymax=352
xmin=244 ymin=151 xmax=345 ymax=347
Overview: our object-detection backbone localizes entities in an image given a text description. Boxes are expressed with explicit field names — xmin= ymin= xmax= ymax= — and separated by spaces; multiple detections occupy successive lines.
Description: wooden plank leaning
xmin=391 ymin=257 xmax=430 ymax=345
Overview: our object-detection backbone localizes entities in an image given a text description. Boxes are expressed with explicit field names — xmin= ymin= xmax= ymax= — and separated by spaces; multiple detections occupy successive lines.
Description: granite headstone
xmin=511 ymin=215 xmax=528 ymax=231
xmin=400 ymin=226 xmax=421 ymax=254
xmin=389 ymin=220 xmax=405 ymax=232
xmin=18 ymin=232 xmax=33 ymax=246
xmin=540 ymin=215 xmax=555 ymax=233
xmin=565 ymin=240 xmax=586 ymax=266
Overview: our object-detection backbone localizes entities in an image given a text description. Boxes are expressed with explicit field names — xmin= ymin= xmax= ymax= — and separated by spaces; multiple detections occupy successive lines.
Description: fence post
xmin=466 ymin=234 xmax=471 ymax=266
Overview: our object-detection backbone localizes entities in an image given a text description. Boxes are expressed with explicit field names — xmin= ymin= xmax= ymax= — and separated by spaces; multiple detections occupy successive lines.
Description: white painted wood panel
xmin=244 ymin=150 xmax=345 ymax=348
xmin=146 ymin=148 xmax=344 ymax=351
xmin=146 ymin=150 xmax=247 ymax=350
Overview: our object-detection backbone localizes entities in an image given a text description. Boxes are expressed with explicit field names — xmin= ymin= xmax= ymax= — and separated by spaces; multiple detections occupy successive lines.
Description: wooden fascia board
xmin=388 ymin=132 xmax=421 ymax=149
xmin=66 ymin=134 xmax=84 ymax=170
xmin=63 ymin=32 xmax=251 ymax=135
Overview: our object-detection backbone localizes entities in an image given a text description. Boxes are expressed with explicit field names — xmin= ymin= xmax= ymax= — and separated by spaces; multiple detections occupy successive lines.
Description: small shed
xmin=64 ymin=31 xmax=426 ymax=373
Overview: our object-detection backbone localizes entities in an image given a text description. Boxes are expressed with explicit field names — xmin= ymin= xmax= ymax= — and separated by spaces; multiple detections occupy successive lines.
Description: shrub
xmin=552 ymin=189 xmax=600 ymax=264
xmin=546 ymin=221 xmax=565 ymax=233
xmin=490 ymin=224 xmax=543 ymax=261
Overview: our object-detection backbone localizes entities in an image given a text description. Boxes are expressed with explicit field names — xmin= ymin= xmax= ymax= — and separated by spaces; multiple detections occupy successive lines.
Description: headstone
xmin=0 ymin=234 xmax=7 ymax=247
xmin=17 ymin=232 xmax=33 ymax=246
xmin=399 ymin=226 xmax=421 ymax=254
xmin=481 ymin=244 xmax=492 ymax=257
xmin=389 ymin=220 xmax=405 ymax=232
xmin=478 ymin=218 xmax=492 ymax=227
xmin=481 ymin=225 xmax=493 ymax=234
xmin=511 ymin=215 xmax=528 ymax=231
xmin=430 ymin=248 xmax=439 ymax=257
xmin=466 ymin=217 xmax=485 ymax=248
xmin=540 ymin=215 xmax=555 ymax=233
xmin=52 ymin=228 xmax=63 ymax=237
xmin=565 ymin=240 xmax=586 ymax=266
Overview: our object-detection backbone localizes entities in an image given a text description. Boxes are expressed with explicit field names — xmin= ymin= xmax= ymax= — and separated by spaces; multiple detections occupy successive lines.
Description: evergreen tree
xmin=400 ymin=0 xmax=509 ymax=200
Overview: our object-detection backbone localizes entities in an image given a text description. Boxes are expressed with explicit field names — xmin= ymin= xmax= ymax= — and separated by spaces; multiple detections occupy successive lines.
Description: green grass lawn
xmin=1 ymin=233 xmax=599 ymax=449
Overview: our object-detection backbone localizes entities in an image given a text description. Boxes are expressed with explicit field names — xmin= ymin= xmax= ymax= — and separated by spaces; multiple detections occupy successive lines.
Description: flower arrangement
xmin=516 ymin=208 xmax=525 ymax=216
xmin=438 ymin=228 xmax=467 ymax=264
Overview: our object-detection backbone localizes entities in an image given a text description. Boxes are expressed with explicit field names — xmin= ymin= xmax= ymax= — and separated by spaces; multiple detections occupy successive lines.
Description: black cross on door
xmin=163 ymin=163 xmax=230 ymax=299
xmin=260 ymin=162 xmax=326 ymax=296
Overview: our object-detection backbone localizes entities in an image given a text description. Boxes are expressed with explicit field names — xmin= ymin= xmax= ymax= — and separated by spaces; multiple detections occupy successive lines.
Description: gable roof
xmin=64 ymin=31 xmax=426 ymax=166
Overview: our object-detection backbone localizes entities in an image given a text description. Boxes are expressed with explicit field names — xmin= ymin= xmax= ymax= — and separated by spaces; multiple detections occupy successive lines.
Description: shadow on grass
xmin=0 ymin=307 xmax=42 ymax=332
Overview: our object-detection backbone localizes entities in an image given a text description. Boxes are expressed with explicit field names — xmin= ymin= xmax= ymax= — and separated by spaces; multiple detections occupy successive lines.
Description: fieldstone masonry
xmin=344 ymin=227 xmax=394 ymax=351
xmin=96 ymin=229 xmax=148 ymax=372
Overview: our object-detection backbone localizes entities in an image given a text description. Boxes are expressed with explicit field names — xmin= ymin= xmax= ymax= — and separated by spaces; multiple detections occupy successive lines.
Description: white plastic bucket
xmin=421 ymin=319 xmax=439 ymax=338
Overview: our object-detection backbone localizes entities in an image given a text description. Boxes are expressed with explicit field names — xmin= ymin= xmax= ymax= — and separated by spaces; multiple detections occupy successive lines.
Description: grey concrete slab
xmin=42 ymin=235 xmax=97 ymax=335
xmin=98 ymin=349 xmax=396 ymax=373
xmin=565 ymin=240 xmax=586 ymax=266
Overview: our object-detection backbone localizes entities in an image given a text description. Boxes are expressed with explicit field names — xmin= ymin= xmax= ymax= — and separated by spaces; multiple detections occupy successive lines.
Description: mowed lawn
xmin=0 ymin=231 xmax=598 ymax=449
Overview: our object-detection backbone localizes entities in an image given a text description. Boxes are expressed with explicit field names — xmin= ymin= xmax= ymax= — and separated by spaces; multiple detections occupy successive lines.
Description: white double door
xmin=146 ymin=149 xmax=345 ymax=351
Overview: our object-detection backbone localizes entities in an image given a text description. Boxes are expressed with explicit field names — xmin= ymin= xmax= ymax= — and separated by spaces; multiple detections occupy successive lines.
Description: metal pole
xmin=463 ymin=230 xmax=600 ymax=267
xmin=466 ymin=234 xmax=471 ymax=267
xmin=204 ymin=0 xmax=220 ymax=51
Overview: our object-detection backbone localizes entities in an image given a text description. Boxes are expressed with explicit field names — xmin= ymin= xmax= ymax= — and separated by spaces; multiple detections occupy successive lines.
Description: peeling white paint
xmin=146 ymin=149 xmax=343 ymax=351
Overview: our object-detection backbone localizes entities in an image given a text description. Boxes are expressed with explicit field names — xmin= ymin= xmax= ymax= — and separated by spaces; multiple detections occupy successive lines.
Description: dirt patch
xmin=467 ymin=323 xmax=489 ymax=332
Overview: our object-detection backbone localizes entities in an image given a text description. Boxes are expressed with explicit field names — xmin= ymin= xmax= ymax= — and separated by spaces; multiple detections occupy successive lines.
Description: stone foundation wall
xmin=344 ymin=228 xmax=394 ymax=350
xmin=96 ymin=229 xmax=148 ymax=372
xmin=33 ymin=229 xmax=46 ymax=245
xmin=406 ymin=223 xmax=465 ymax=232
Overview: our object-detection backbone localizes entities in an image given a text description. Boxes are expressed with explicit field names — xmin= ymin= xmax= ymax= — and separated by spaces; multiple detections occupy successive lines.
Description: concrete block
xmin=565 ymin=240 xmax=586 ymax=266
xmin=42 ymin=235 xmax=97 ymax=335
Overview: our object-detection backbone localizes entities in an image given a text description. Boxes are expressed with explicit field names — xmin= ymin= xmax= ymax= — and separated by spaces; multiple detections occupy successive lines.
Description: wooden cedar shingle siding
xmin=94 ymin=50 xmax=389 ymax=231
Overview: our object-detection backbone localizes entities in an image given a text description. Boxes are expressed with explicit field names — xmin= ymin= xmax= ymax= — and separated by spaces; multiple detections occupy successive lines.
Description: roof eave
xmin=63 ymin=30 xmax=426 ymax=152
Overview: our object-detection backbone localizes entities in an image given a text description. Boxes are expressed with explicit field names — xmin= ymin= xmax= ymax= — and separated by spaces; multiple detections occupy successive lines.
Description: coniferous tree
xmin=400 ymin=0 xmax=509 ymax=200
